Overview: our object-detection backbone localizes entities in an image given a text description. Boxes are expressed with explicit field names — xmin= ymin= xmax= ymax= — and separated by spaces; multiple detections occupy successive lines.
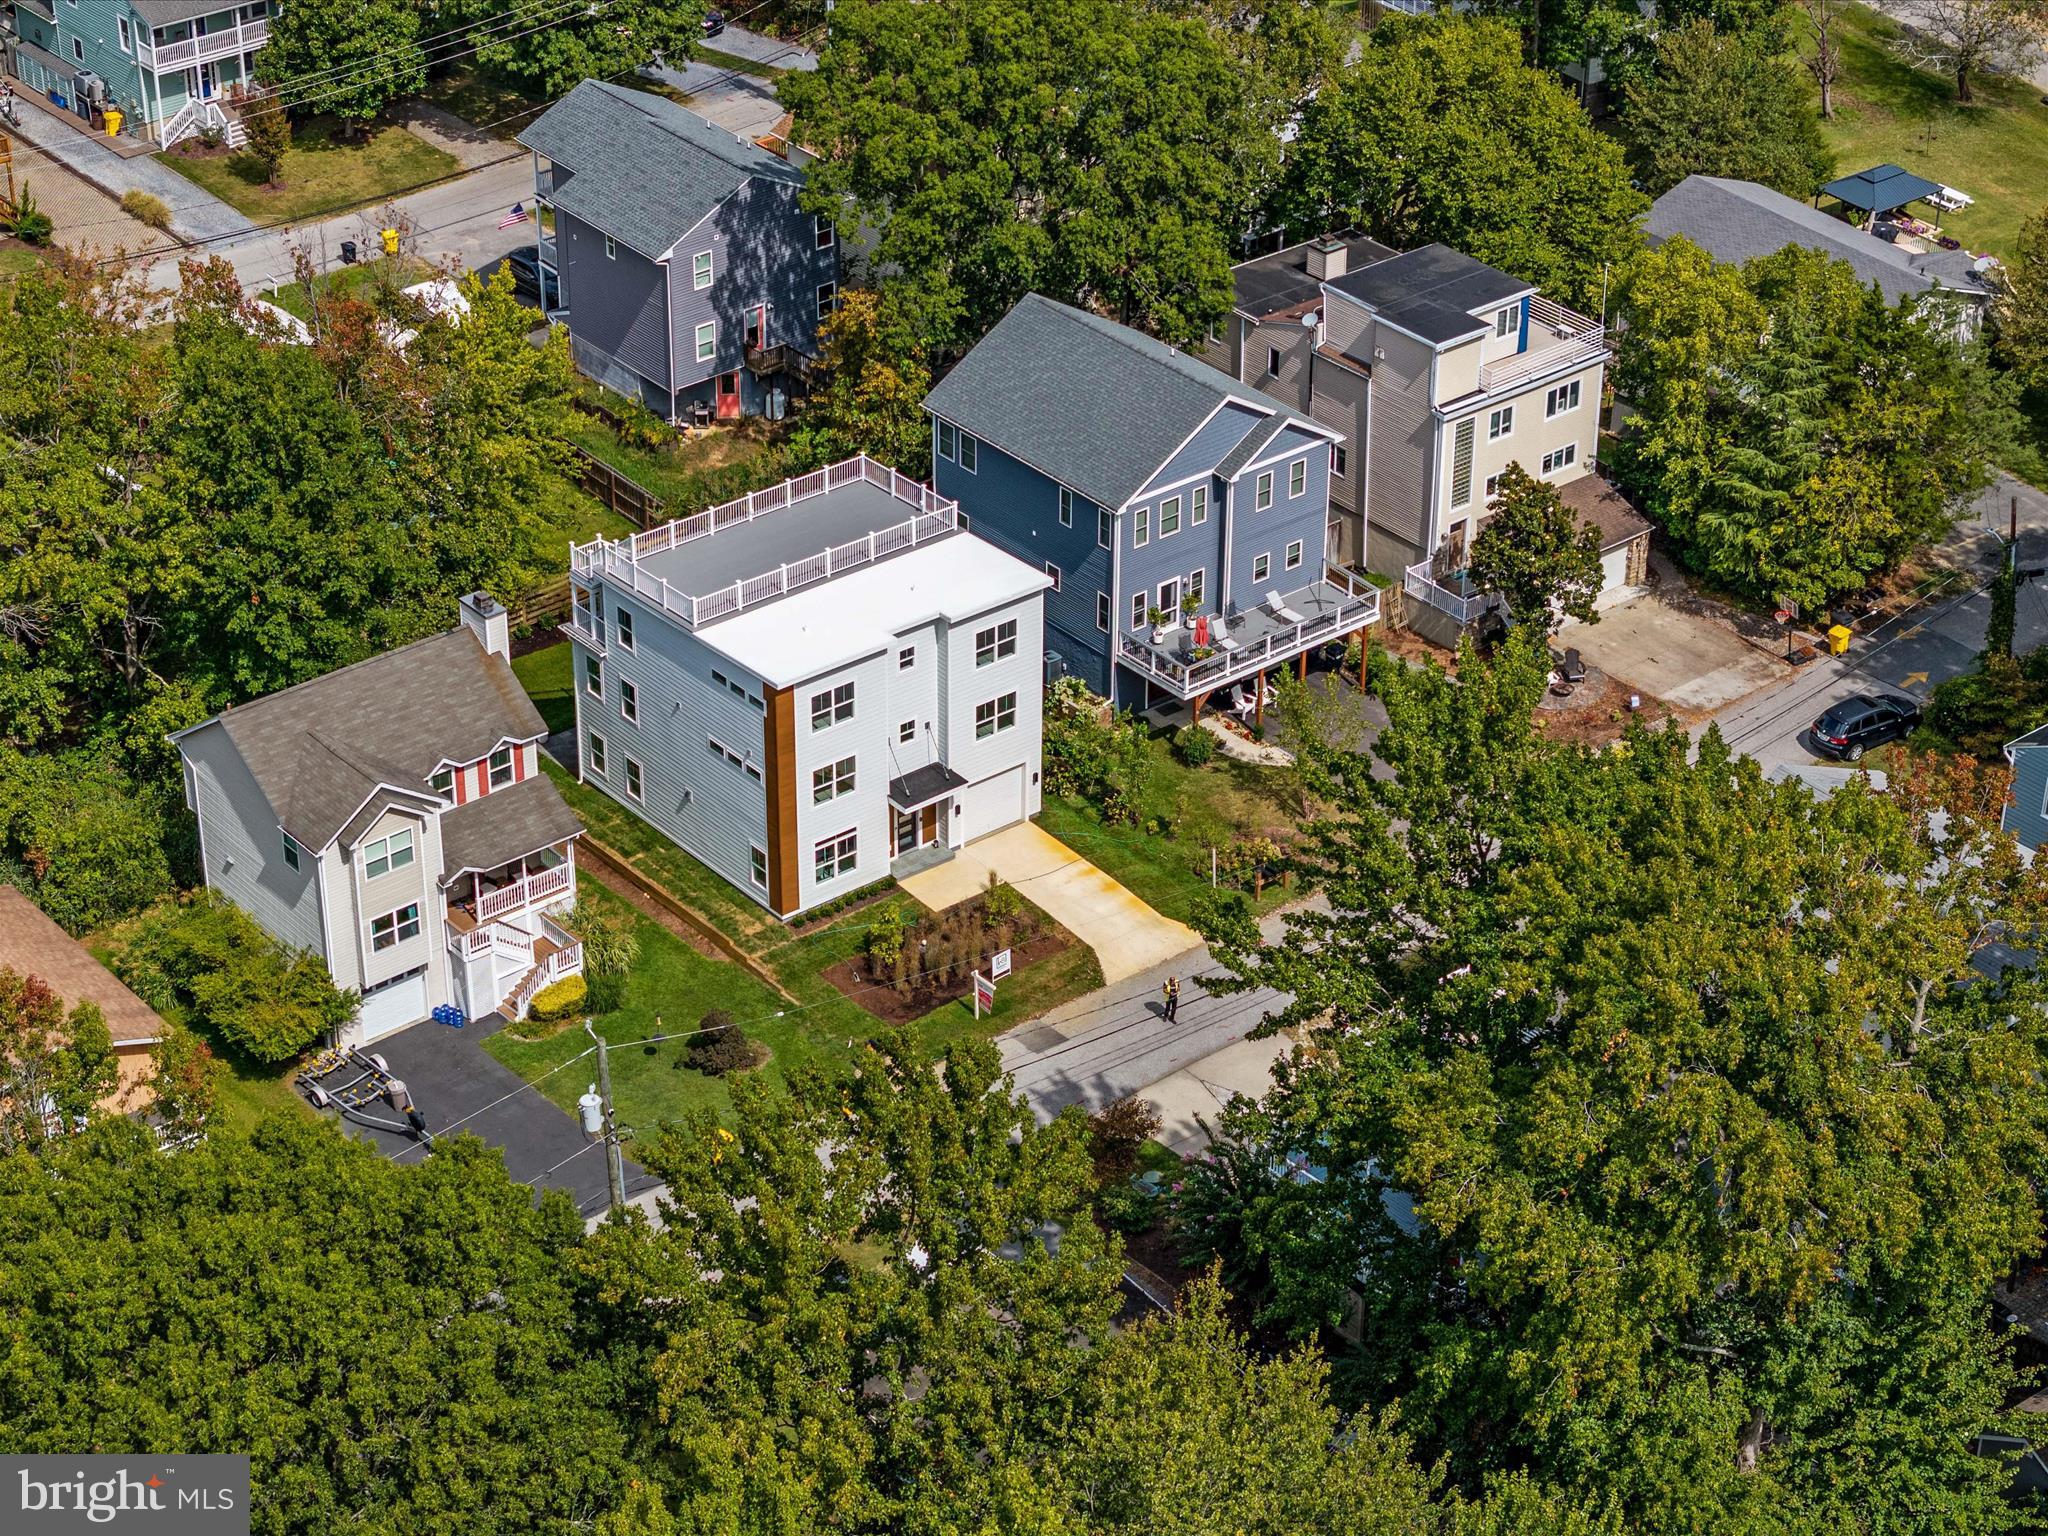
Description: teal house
xmin=8 ymin=0 xmax=272 ymax=145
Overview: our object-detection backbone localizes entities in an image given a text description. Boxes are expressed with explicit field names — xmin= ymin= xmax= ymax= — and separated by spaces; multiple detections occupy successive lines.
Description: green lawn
xmin=1806 ymin=1 xmax=2048 ymax=256
xmin=513 ymin=641 xmax=577 ymax=734
xmin=565 ymin=410 xmax=785 ymax=514
xmin=158 ymin=117 xmax=461 ymax=223
xmin=528 ymin=474 xmax=636 ymax=568
xmin=1036 ymin=734 xmax=1303 ymax=926
xmin=0 ymin=245 xmax=43 ymax=277
xmin=415 ymin=68 xmax=549 ymax=141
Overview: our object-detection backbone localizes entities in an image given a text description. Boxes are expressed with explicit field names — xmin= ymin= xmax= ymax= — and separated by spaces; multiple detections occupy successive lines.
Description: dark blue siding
xmin=558 ymin=208 xmax=671 ymax=391
xmin=667 ymin=177 xmax=839 ymax=392
xmin=1122 ymin=474 xmax=1226 ymax=637
xmin=2005 ymin=745 xmax=2048 ymax=851
xmin=1227 ymin=429 xmax=1332 ymax=614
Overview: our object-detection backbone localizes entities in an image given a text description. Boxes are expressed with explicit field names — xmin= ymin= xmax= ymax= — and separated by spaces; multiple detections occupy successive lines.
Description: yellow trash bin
xmin=1827 ymin=624 xmax=1852 ymax=656
xmin=380 ymin=227 xmax=400 ymax=256
xmin=104 ymin=108 xmax=123 ymax=137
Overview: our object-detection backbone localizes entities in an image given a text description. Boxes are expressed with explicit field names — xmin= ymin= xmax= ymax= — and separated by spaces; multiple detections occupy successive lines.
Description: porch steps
xmin=503 ymin=938 xmax=564 ymax=1019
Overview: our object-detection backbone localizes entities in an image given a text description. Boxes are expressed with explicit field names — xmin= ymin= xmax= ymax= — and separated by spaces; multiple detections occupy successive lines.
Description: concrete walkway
xmin=8 ymin=89 xmax=245 ymax=241
xmin=899 ymin=823 xmax=1199 ymax=986
xmin=390 ymin=99 xmax=515 ymax=171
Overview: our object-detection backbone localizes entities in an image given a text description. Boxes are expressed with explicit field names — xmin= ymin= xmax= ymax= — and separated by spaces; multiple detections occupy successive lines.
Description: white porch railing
xmin=158 ymin=98 xmax=246 ymax=150
xmin=507 ymin=935 xmax=583 ymax=1019
xmin=444 ymin=920 xmax=535 ymax=966
xmin=475 ymin=860 xmax=574 ymax=924
xmin=562 ymin=615 xmax=605 ymax=655
xmin=1403 ymin=561 xmax=1495 ymax=625
xmin=1477 ymin=296 xmax=1605 ymax=395
xmin=569 ymin=454 xmax=959 ymax=629
xmin=1116 ymin=566 xmax=1381 ymax=698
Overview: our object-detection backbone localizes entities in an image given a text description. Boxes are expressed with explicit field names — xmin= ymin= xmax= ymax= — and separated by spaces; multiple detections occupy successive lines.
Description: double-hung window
xmin=1131 ymin=592 xmax=1148 ymax=631
xmin=1252 ymin=552 xmax=1271 ymax=584
xmin=938 ymin=420 xmax=957 ymax=461
xmin=281 ymin=833 xmax=301 ymax=872
xmin=812 ymin=755 xmax=856 ymax=804
xmin=957 ymin=433 xmax=978 ymax=473
xmin=1186 ymin=568 xmax=1206 ymax=608
xmin=810 ymin=681 xmax=855 ymax=729
xmin=815 ymin=828 xmax=857 ymax=881
xmin=370 ymin=903 xmax=421 ymax=951
xmin=1046 ymin=562 xmax=1062 ymax=592
xmin=430 ymin=768 xmax=453 ymax=798
xmin=695 ymin=321 xmax=716 ymax=364
xmin=976 ymin=619 xmax=1018 ymax=666
xmin=1097 ymin=592 xmax=1111 ymax=632
xmin=750 ymin=848 xmax=768 ymax=890
xmin=1285 ymin=539 xmax=1304 ymax=572
xmin=117 ymin=15 xmax=131 ymax=50
xmin=1495 ymin=304 xmax=1517 ymax=338
xmin=1191 ymin=485 xmax=1208 ymax=524
xmin=815 ymin=216 xmax=835 ymax=250
xmin=604 ymin=235 xmax=617 ymax=260
xmin=899 ymin=718 xmax=917 ymax=744
xmin=898 ymin=646 xmax=915 ymax=670
xmin=817 ymin=281 xmax=837 ymax=320
xmin=1058 ymin=487 xmax=1075 ymax=528
xmin=1158 ymin=495 xmax=1181 ymax=538
xmin=1133 ymin=507 xmax=1150 ymax=547
xmin=488 ymin=746 xmax=515 ymax=788
xmin=615 ymin=606 xmax=635 ymax=651
xmin=692 ymin=250 xmax=713 ymax=289
xmin=1332 ymin=446 xmax=1347 ymax=479
xmin=363 ymin=828 xmax=414 ymax=880
xmin=976 ymin=693 xmax=1018 ymax=739
xmin=583 ymin=655 xmax=602 ymax=697
xmin=1488 ymin=406 xmax=1514 ymax=440
xmin=1288 ymin=458 xmax=1307 ymax=498
xmin=1255 ymin=471 xmax=1274 ymax=512
xmin=625 ymin=758 xmax=644 ymax=802
xmin=1546 ymin=380 xmax=1582 ymax=417
xmin=1097 ymin=508 xmax=1113 ymax=549
xmin=588 ymin=733 xmax=608 ymax=775
xmin=619 ymin=679 xmax=638 ymax=725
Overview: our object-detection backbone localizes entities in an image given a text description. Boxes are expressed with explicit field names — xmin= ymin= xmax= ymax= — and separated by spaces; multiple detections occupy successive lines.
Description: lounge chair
xmin=1230 ymin=686 xmax=1258 ymax=720
xmin=1264 ymin=589 xmax=1305 ymax=625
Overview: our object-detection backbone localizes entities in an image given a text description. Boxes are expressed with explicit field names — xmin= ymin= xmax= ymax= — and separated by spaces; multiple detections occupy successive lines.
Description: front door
xmin=894 ymin=808 xmax=920 ymax=856
xmin=716 ymin=371 xmax=741 ymax=421
xmin=196 ymin=61 xmax=216 ymax=100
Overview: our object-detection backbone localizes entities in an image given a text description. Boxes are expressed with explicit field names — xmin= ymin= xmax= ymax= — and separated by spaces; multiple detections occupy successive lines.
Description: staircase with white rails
xmin=443 ymin=864 xmax=583 ymax=1022
xmin=159 ymin=99 xmax=246 ymax=150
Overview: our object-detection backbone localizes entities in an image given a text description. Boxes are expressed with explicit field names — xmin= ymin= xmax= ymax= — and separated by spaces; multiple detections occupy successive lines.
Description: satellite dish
xmin=1300 ymin=309 xmax=1318 ymax=329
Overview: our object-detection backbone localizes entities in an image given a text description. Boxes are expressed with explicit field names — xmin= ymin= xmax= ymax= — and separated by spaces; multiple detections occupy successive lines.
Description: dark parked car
xmin=703 ymin=10 xmax=725 ymax=36
xmin=497 ymin=248 xmax=557 ymax=310
xmin=1810 ymin=694 xmax=1920 ymax=761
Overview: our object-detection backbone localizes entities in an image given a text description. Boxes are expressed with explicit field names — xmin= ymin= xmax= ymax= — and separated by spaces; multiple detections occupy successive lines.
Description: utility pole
xmin=585 ymin=1021 xmax=627 ymax=1215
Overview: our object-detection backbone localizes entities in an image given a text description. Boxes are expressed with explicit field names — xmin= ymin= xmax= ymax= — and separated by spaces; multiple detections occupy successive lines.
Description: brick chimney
xmin=458 ymin=591 xmax=510 ymax=663
xmin=1305 ymin=237 xmax=1348 ymax=282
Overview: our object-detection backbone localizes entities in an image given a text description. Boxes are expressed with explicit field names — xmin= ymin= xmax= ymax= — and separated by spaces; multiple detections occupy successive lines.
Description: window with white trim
xmin=1288 ymin=457 xmax=1307 ymax=498
xmin=1266 ymin=345 xmax=1282 ymax=376
xmin=1484 ymin=473 xmax=1502 ymax=502
xmin=958 ymin=433 xmax=978 ymax=473
xmin=1253 ymin=552 xmax=1271 ymax=583
xmin=815 ymin=216 xmax=835 ymax=250
xmin=117 ymin=15 xmax=131 ymax=50
xmin=976 ymin=619 xmax=1018 ymax=666
xmin=810 ymin=681 xmax=855 ymax=729
xmin=938 ymin=420 xmax=957 ymax=461
xmin=750 ymin=847 xmax=768 ymax=889
xmin=1540 ymin=443 xmax=1578 ymax=475
xmin=1332 ymin=445 xmax=1347 ymax=479
xmin=1131 ymin=591 xmax=1147 ymax=631
xmin=588 ymin=733 xmax=607 ymax=775
xmin=363 ymin=828 xmax=414 ymax=880
xmin=370 ymin=903 xmax=421 ymax=951
xmin=1191 ymin=484 xmax=1208 ymax=523
xmin=695 ymin=321 xmax=716 ymax=363
xmin=72 ymin=36 xmax=83 ymax=59
xmin=812 ymin=755 xmax=856 ymax=804
xmin=1285 ymin=539 xmax=1304 ymax=571
xmin=489 ymin=746 xmax=515 ymax=788
xmin=281 ymin=833 xmax=300 ymax=872
xmin=898 ymin=646 xmax=915 ymax=670
xmin=1058 ymin=486 xmax=1074 ymax=527
xmin=619 ymin=679 xmax=638 ymax=725
xmin=1046 ymin=561 xmax=1062 ymax=592
xmin=430 ymin=769 xmax=453 ymax=798
xmin=1097 ymin=591 xmax=1111 ymax=632
xmin=1255 ymin=471 xmax=1273 ymax=512
xmin=584 ymin=654 xmax=601 ymax=696
xmin=1546 ymin=380 xmax=1582 ymax=417
xmin=1133 ymin=506 xmax=1150 ymax=547
xmin=817 ymin=281 xmax=837 ymax=320
xmin=975 ymin=692 xmax=1018 ymax=739
xmin=604 ymin=235 xmax=617 ymax=260
xmin=1488 ymin=406 xmax=1514 ymax=440
xmin=1187 ymin=568 xmax=1206 ymax=608
xmin=625 ymin=758 xmax=644 ymax=802
xmin=1158 ymin=494 xmax=1181 ymax=538
xmin=692 ymin=250 xmax=713 ymax=289
xmin=1098 ymin=508 xmax=1113 ymax=548
xmin=815 ymin=828 xmax=857 ymax=882
xmin=899 ymin=718 xmax=917 ymax=744
xmin=1495 ymin=304 xmax=1517 ymax=338
xmin=615 ymin=606 xmax=634 ymax=651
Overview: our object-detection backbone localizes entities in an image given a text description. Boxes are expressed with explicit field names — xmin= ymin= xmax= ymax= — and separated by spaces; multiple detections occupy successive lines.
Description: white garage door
xmin=955 ymin=765 xmax=1026 ymax=844
xmin=357 ymin=967 xmax=429 ymax=1042
xmin=1599 ymin=544 xmax=1631 ymax=592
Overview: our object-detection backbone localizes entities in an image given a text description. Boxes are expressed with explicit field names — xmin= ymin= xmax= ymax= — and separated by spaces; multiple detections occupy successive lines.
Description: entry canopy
xmin=1821 ymin=163 xmax=1943 ymax=215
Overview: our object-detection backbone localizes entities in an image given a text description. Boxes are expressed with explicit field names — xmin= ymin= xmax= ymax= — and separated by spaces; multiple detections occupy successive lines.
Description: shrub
xmin=6 ymin=187 xmax=53 ymax=246
xmin=1043 ymin=679 xmax=1152 ymax=825
xmin=866 ymin=903 xmax=907 ymax=973
xmin=1174 ymin=724 xmax=1216 ymax=767
xmin=527 ymin=974 xmax=588 ymax=1023
xmin=686 ymin=1017 xmax=756 ymax=1076
xmin=1088 ymin=1094 xmax=1163 ymax=1187
xmin=983 ymin=874 xmax=1022 ymax=927
xmin=120 ymin=190 xmax=173 ymax=231
xmin=1097 ymin=1181 xmax=1157 ymax=1235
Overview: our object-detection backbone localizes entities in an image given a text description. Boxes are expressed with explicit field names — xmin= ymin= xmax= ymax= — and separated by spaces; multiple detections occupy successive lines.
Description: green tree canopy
xmin=1620 ymin=19 xmax=1834 ymax=197
xmin=782 ymin=0 xmax=1268 ymax=355
xmin=787 ymin=288 xmax=933 ymax=472
xmin=0 ymin=969 xmax=116 ymax=1153
xmin=1994 ymin=203 xmax=2048 ymax=391
xmin=1277 ymin=15 xmax=1644 ymax=312
xmin=1611 ymin=236 xmax=2013 ymax=608
xmin=1467 ymin=463 xmax=1605 ymax=629
xmin=1201 ymin=629 xmax=2048 ymax=1531
xmin=445 ymin=0 xmax=706 ymax=101
xmin=255 ymin=0 xmax=425 ymax=129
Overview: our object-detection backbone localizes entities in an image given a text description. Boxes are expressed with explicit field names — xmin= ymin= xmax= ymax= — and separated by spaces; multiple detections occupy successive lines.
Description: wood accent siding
xmin=762 ymin=683 xmax=800 ymax=916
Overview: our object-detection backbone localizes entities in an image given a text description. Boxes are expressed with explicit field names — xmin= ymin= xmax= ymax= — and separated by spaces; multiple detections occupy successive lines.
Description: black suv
xmin=1810 ymin=694 xmax=1920 ymax=761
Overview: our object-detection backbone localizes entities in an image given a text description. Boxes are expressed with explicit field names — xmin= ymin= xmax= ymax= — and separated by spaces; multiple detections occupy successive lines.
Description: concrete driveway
xmin=900 ymin=823 xmax=1199 ymax=985
xmin=1557 ymin=583 xmax=1787 ymax=714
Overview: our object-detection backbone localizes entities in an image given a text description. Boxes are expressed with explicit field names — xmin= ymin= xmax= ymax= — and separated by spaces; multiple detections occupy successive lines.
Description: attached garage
xmin=1560 ymin=474 xmax=1653 ymax=602
xmin=356 ymin=966 xmax=429 ymax=1042
xmin=954 ymin=765 xmax=1027 ymax=845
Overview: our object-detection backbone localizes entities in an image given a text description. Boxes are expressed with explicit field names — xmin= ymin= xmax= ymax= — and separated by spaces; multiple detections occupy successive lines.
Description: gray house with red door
xmin=517 ymin=80 xmax=839 ymax=423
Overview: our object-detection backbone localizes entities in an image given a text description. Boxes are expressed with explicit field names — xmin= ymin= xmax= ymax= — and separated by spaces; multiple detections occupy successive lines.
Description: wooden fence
xmin=569 ymin=442 xmax=664 ymax=529
xmin=506 ymin=574 xmax=570 ymax=629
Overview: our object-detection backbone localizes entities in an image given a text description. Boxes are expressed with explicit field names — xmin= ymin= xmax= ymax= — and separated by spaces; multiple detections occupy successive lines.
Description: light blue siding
xmin=1122 ymin=474 xmax=1225 ymax=638
xmin=182 ymin=724 xmax=326 ymax=959
xmin=1227 ymin=434 xmax=1331 ymax=614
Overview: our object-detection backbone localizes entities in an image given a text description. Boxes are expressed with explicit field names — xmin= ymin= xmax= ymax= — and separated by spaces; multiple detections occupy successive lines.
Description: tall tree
xmin=1612 ymin=236 xmax=2013 ymax=608
xmin=1796 ymin=0 xmax=1848 ymax=117
xmin=1202 ymin=630 xmax=2048 ymax=1531
xmin=255 ymin=0 xmax=425 ymax=131
xmin=788 ymin=288 xmax=933 ymax=472
xmin=782 ymin=0 xmax=1263 ymax=355
xmin=0 ymin=969 xmax=116 ymax=1153
xmin=1994 ymin=204 xmax=2048 ymax=391
xmin=1620 ymin=20 xmax=1834 ymax=198
xmin=1893 ymin=0 xmax=2047 ymax=102
xmin=445 ymin=0 xmax=706 ymax=100
xmin=1277 ymin=15 xmax=1645 ymax=313
xmin=1467 ymin=464 xmax=1605 ymax=629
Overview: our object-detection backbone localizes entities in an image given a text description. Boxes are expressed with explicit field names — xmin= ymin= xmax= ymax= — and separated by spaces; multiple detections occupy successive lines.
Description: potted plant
xmin=1180 ymin=590 xmax=1201 ymax=626
xmin=1147 ymin=605 xmax=1169 ymax=644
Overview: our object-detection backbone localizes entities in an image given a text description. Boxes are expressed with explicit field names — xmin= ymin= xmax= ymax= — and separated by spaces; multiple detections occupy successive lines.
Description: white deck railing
xmin=1116 ymin=566 xmax=1381 ymax=698
xmin=569 ymin=454 xmax=959 ymax=629
xmin=1478 ymin=296 xmax=1605 ymax=395
xmin=475 ymin=860 xmax=574 ymax=925
xmin=1403 ymin=561 xmax=1494 ymax=625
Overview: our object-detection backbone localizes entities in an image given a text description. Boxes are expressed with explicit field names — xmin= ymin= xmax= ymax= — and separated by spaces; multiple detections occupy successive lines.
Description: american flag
xmin=497 ymin=203 xmax=529 ymax=229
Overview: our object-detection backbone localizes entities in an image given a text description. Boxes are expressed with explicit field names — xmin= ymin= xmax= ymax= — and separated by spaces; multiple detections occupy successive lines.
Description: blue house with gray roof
xmin=516 ymin=80 xmax=838 ymax=423
xmin=923 ymin=294 xmax=1379 ymax=713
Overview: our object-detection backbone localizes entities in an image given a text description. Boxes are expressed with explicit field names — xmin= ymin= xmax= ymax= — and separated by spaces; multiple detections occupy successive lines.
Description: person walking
xmin=1162 ymin=975 xmax=1180 ymax=1024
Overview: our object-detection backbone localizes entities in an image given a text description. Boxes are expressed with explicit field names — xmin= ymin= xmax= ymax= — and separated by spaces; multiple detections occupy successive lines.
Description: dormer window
xmin=488 ymin=747 xmax=514 ymax=788
xmin=430 ymin=768 xmax=454 ymax=798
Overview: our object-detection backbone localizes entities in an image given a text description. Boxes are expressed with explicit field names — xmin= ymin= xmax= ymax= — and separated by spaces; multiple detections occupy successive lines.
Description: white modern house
xmin=172 ymin=594 xmax=586 ymax=1043
xmin=566 ymin=454 xmax=1052 ymax=919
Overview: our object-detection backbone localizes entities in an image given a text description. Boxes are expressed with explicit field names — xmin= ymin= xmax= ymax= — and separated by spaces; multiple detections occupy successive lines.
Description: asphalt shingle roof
xmin=517 ymin=80 xmax=801 ymax=259
xmin=1325 ymin=244 xmax=1530 ymax=346
xmin=0 ymin=887 xmax=164 ymax=1047
xmin=184 ymin=627 xmax=553 ymax=852
xmin=439 ymin=776 xmax=585 ymax=879
xmin=923 ymin=295 xmax=1323 ymax=511
xmin=1646 ymin=176 xmax=1995 ymax=306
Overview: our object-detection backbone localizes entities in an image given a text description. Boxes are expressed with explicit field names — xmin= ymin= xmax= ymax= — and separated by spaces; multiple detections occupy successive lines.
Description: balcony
xmin=1476 ymin=296 xmax=1605 ymax=396
xmin=562 ymin=613 xmax=605 ymax=656
xmin=744 ymin=342 xmax=812 ymax=380
xmin=141 ymin=15 xmax=268 ymax=69
xmin=1402 ymin=561 xmax=1497 ymax=626
xmin=1117 ymin=566 xmax=1382 ymax=701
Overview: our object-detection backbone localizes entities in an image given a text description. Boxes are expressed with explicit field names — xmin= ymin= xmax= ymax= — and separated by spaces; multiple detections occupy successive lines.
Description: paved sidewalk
xmin=8 ymin=89 xmax=245 ymax=241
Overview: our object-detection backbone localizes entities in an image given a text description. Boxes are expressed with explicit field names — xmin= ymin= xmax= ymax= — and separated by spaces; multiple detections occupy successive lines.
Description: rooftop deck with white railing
xmin=1476 ymin=295 xmax=1606 ymax=396
xmin=569 ymin=454 xmax=962 ymax=629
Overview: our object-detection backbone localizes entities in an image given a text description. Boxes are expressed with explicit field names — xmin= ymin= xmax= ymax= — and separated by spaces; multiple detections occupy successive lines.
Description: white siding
xmin=792 ymin=649 xmax=894 ymax=908
xmin=181 ymin=725 xmax=326 ymax=958
xmin=942 ymin=595 xmax=1044 ymax=829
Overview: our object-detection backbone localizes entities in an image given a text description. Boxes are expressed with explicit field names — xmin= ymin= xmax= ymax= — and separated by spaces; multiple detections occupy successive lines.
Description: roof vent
xmin=1306 ymin=237 xmax=1348 ymax=282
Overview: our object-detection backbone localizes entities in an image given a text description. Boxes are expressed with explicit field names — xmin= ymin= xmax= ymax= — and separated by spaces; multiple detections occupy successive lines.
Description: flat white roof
xmin=696 ymin=534 xmax=1052 ymax=688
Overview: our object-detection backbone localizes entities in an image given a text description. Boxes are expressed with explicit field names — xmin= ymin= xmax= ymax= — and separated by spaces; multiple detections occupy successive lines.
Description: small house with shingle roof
xmin=171 ymin=595 xmax=585 ymax=1044
xmin=0 ymin=886 xmax=165 ymax=1115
